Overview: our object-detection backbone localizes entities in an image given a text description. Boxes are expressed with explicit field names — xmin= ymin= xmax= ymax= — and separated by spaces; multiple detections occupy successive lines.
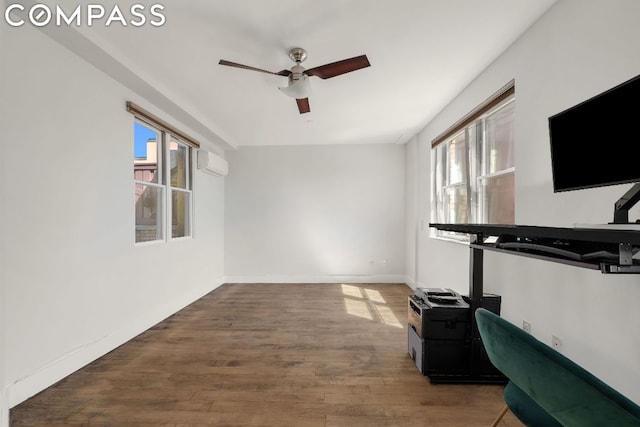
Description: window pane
xmin=171 ymin=190 xmax=191 ymax=238
xmin=432 ymin=146 xmax=444 ymax=222
xmin=135 ymin=184 xmax=163 ymax=242
xmin=446 ymin=132 xmax=467 ymax=185
xmin=444 ymin=185 xmax=469 ymax=223
xmin=133 ymin=122 xmax=160 ymax=184
xmin=170 ymin=138 xmax=189 ymax=190
xmin=480 ymin=172 xmax=515 ymax=224
xmin=431 ymin=87 xmax=515 ymax=233
xmin=485 ymin=101 xmax=515 ymax=173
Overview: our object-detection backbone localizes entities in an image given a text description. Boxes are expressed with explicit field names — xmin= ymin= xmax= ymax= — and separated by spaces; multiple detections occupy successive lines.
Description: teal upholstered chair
xmin=475 ymin=308 xmax=640 ymax=427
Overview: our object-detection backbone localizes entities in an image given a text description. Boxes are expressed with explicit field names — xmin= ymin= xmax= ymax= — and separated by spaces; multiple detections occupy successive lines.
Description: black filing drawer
xmin=424 ymin=339 xmax=471 ymax=374
xmin=408 ymin=295 xmax=470 ymax=340
xmin=423 ymin=304 xmax=470 ymax=340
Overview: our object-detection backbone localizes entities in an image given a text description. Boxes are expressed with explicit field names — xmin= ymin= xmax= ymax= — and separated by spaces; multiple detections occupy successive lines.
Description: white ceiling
xmin=51 ymin=0 xmax=558 ymax=149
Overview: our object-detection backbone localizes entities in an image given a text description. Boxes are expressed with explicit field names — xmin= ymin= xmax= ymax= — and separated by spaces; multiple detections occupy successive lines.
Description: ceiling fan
xmin=219 ymin=48 xmax=370 ymax=114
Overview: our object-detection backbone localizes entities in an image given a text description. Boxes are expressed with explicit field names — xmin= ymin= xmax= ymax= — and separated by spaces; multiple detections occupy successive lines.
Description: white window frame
xmin=167 ymin=134 xmax=193 ymax=241
xmin=133 ymin=118 xmax=194 ymax=245
xmin=431 ymin=82 xmax=515 ymax=242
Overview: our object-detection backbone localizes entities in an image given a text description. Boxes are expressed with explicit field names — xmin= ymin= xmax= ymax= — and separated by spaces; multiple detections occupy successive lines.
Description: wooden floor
xmin=11 ymin=283 xmax=524 ymax=426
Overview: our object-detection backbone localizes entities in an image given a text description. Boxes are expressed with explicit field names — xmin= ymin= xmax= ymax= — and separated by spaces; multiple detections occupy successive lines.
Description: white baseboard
xmin=404 ymin=277 xmax=418 ymax=290
xmin=8 ymin=280 xmax=224 ymax=408
xmin=223 ymin=274 xmax=408 ymax=284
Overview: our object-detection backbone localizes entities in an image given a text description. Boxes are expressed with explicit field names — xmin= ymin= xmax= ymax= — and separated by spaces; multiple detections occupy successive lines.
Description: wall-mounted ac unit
xmin=197 ymin=150 xmax=228 ymax=176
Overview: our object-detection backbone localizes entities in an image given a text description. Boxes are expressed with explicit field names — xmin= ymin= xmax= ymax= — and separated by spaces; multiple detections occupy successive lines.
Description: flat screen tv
xmin=548 ymin=73 xmax=640 ymax=193
xmin=548 ymin=73 xmax=640 ymax=224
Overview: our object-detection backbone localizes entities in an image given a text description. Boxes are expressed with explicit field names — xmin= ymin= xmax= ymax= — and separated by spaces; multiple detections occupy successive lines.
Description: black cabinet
xmin=408 ymin=291 xmax=505 ymax=383
xmin=408 ymin=294 xmax=469 ymax=376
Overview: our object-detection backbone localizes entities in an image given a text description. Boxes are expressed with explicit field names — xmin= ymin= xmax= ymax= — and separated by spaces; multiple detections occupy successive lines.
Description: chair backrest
xmin=475 ymin=308 xmax=640 ymax=426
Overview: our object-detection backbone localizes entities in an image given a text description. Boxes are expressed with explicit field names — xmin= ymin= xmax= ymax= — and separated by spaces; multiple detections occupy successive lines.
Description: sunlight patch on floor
xmin=341 ymin=284 xmax=403 ymax=328
xmin=371 ymin=304 xmax=403 ymax=328
xmin=343 ymin=298 xmax=374 ymax=320
xmin=363 ymin=288 xmax=386 ymax=304
xmin=341 ymin=284 xmax=363 ymax=298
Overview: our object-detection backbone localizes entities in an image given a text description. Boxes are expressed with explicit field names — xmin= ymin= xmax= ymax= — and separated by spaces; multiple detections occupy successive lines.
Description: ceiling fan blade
xmin=218 ymin=59 xmax=291 ymax=77
xmin=305 ymin=55 xmax=370 ymax=79
xmin=296 ymin=98 xmax=310 ymax=114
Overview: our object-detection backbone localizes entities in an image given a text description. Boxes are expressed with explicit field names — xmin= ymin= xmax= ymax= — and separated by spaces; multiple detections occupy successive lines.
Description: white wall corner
xmin=0 ymin=388 xmax=8 ymax=427
xmin=404 ymin=277 xmax=419 ymax=291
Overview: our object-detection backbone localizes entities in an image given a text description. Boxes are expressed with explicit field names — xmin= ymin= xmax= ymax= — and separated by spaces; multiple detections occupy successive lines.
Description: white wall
xmin=407 ymin=0 xmax=640 ymax=403
xmin=404 ymin=136 xmax=419 ymax=288
xmin=1 ymin=19 xmax=11 ymax=427
xmin=225 ymin=144 xmax=405 ymax=283
xmin=1 ymin=23 xmax=226 ymax=414
xmin=0 ymin=84 xmax=6 ymax=421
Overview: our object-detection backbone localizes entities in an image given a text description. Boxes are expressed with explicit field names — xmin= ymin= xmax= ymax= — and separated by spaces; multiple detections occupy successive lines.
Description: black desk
xmin=428 ymin=223 xmax=640 ymax=383
xmin=430 ymin=223 xmax=640 ymax=274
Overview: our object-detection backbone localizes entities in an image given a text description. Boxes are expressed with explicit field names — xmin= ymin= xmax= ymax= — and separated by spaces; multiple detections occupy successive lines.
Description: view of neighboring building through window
xmin=431 ymin=82 xmax=515 ymax=240
xmin=168 ymin=136 xmax=191 ymax=239
xmin=134 ymin=120 xmax=193 ymax=243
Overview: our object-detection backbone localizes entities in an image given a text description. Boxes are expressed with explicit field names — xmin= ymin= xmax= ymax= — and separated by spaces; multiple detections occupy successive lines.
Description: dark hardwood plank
xmin=10 ymin=283 xmax=523 ymax=426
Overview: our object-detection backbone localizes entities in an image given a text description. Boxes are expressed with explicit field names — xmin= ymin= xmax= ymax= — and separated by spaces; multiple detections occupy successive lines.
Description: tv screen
xmin=548 ymin=73 xmax=640 ymax=192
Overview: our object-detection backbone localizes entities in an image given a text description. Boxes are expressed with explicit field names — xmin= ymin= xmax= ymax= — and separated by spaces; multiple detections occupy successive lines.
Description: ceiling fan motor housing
xmin=288 ymin=47 xmax=307 ymax=63
xmin=289 ymin=64 xmax=306 ymax=83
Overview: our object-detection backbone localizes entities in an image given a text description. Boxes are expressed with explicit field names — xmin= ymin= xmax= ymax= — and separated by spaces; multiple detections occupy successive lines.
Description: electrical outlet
xmin=552 ymin=335 xmax=562 ymax=352
xmin=523 ymin=320 xmax=531 ymax=333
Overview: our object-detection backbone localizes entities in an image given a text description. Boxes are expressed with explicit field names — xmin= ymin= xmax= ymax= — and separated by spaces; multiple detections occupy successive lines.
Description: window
xmin=431 ymin=81 xmax=515 ymax=240
xmin=130 ymin=102 xmax=197 ymax=244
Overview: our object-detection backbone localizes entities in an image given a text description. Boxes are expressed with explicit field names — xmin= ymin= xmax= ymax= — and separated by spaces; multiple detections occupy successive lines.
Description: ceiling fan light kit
xmin=279 ymin=73 xmax=312 ymax=99
xmin=219 ymin=47 xmax=370 ymax=114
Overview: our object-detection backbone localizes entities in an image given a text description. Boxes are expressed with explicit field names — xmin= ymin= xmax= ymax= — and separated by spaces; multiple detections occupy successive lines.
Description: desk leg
xmin=469 ymin=243 xmax=484 ymax=376
xmin=469 ymin=244 xmax=484 ymax=307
